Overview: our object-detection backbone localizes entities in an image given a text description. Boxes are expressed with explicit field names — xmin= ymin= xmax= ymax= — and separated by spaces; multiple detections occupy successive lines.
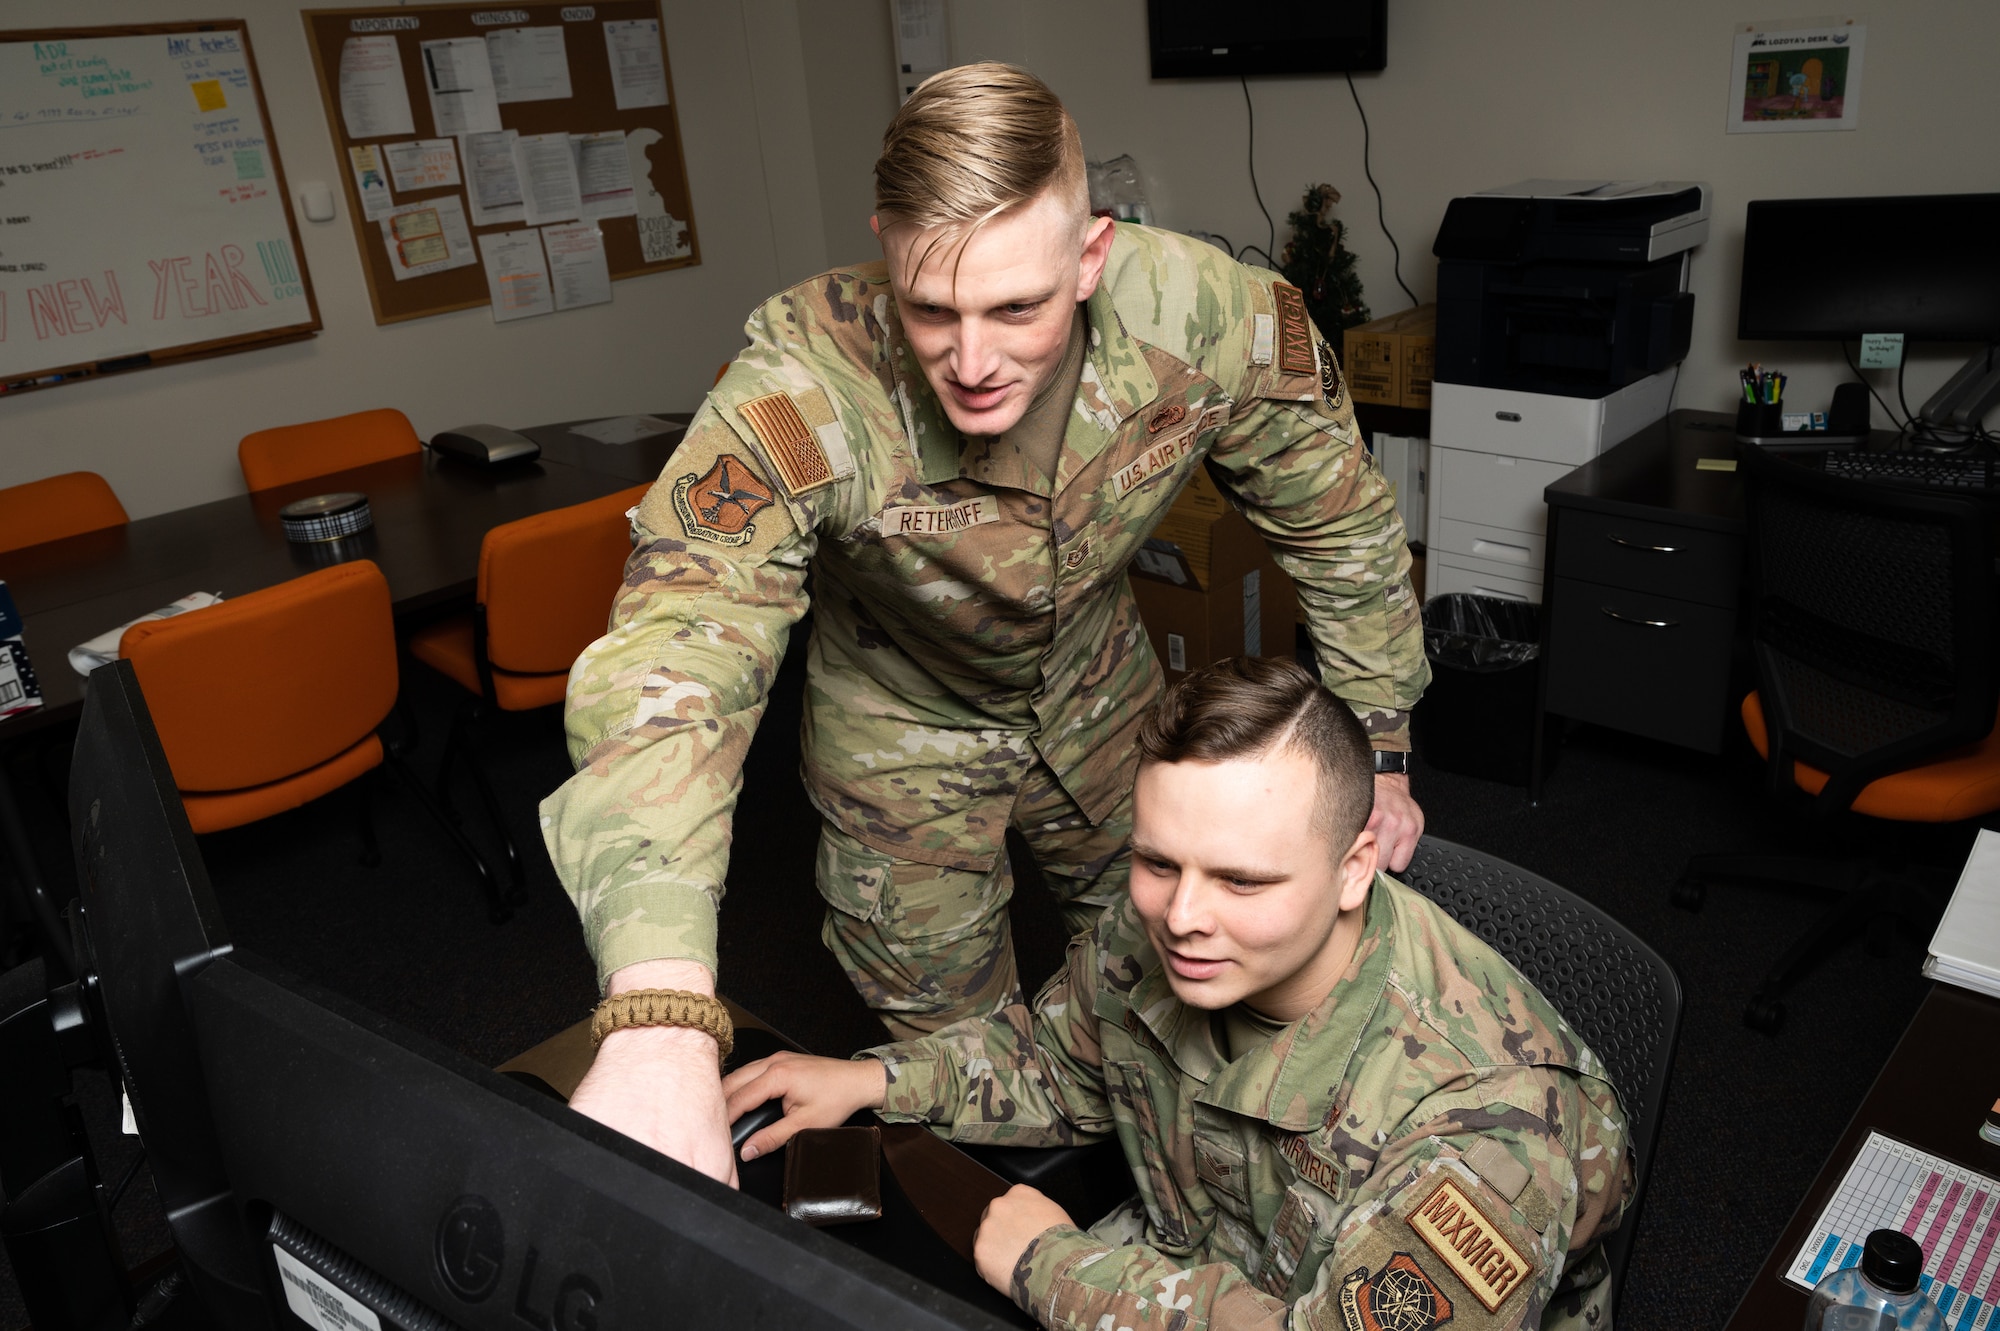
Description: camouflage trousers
xmin=817 ymin=762 xmax=1133 ymax=1040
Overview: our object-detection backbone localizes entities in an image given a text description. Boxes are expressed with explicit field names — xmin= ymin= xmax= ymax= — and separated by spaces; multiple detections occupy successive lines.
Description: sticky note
xmin=191 ymin=79 xmax=226 ymax=112
xmin=1860 ymin=333 xmax=1905 ymax=369
xmin=1696 ymin=457 xmax=1737 ymax=472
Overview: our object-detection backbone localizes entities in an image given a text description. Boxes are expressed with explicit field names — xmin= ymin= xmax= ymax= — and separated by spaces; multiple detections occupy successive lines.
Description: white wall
xmin=945 ymin=0 xmax=2000 ymax=428
xmin=0 ymin=0 xmax=827 ymax=518
xmin=19 ymin=1 xmax=1996 ymax=521
xmin=797 ymin=0 xmax=897 ymax=266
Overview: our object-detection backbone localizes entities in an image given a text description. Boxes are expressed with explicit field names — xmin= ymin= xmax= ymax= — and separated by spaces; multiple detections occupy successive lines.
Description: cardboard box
xmin=1340 ymin=304 xmax=1436 ymax=410
xmin=1129 ymin=467 xmax=1299 ymax=680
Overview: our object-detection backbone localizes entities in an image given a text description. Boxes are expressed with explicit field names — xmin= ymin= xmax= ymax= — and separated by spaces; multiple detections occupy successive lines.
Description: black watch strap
xmin=1372 ymin=750 xmax=1410 ymax=775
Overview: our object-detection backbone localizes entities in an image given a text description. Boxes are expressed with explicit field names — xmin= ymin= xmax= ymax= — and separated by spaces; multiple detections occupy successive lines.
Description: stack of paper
xmin=1923 ymin=828 xmax=2000 ymax=998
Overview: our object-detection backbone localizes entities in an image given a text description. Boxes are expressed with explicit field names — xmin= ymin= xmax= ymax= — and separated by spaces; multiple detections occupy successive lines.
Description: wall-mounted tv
xmin=1148 ymin=0 xmax=1388 ymax=78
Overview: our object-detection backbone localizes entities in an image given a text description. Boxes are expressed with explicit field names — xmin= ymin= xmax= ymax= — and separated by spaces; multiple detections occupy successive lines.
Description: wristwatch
xmin=1372 ymin=750 xmax=1410 ymax=776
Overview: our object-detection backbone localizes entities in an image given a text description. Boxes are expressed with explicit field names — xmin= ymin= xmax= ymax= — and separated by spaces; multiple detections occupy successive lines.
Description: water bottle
xmin=1804 ymin=1229 xmax=1947 ymax=1330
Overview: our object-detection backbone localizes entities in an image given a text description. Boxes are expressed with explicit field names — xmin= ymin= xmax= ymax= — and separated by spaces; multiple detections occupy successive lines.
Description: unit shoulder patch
xmin=1318 ymin=337 xmax=1347 ymax=411
xmin=1405 ymin=1176 xmax=1536 ymax=1313
xmin=1337 ymin=1253 xmax=1456 ymax=1331
xmin=1273 ymin=282 xmax=1316 ymax=376
xmin=669 ymin=453 xmax=774 ymax=546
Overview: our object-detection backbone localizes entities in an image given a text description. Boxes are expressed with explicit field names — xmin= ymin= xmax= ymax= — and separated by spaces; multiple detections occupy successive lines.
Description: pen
xmin=0 ymin=374 xmax=70 ymax=393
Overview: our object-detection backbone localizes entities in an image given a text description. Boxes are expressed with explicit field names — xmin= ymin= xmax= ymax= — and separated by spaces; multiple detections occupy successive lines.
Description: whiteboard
xmin=0 ymin=23 xmax=319 ymax=390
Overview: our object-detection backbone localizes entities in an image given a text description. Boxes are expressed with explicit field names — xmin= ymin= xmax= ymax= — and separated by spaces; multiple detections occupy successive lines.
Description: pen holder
xmin=1736 ymin=402 xmax=1786 ymax=439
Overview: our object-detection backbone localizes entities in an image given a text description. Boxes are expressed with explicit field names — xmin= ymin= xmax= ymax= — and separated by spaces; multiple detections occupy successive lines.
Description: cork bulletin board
xmin=301 ymin=1 xmax=698 ymax=325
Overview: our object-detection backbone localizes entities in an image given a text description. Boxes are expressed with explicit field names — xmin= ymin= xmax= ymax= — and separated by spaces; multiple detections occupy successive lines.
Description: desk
xmin=0 ymin=419 xmax=686 ymax=740
xmin=500 ymin=1005 xmax=1034 ymax=1328
xmin=1723 ymin=983 xmax=2000 ymax=1329
xmin=1530 ymin=409 xmax=1907 ymax=798
xmin=1533 ymin=411 xmax=1748 ymax=788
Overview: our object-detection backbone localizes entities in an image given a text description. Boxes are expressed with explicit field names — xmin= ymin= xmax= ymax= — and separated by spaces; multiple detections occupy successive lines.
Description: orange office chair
xmin=238 ymin=408 xmax=422 ymax=492
xmin=0 ymin=472 xmax=128 ymax=555
xmin=119 ymin=560 xmax=504 ymax=918
xmin=408 ymin=483 xmax=651 ymax=895
xmin=1674 ymin=445 xmax=2000 ymax=1033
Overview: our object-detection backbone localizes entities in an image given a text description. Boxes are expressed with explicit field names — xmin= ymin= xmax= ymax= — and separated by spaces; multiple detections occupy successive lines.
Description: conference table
xmin=0 ymin=416 xmax=688 ymax=740
xmin=1722 ymin=982 xmax=2000 ymax=1328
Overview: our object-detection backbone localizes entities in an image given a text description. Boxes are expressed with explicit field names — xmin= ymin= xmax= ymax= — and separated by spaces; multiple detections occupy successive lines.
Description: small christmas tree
xmin=1280 ymin=183 xmax=1369 ymax=338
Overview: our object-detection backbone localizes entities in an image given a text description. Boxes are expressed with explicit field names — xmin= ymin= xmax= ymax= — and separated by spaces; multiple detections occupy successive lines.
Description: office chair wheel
xmin=1669 ymin=876 xmax=1706 ymax=910
xmin=1743 ymin=995 xmax=1785 ymax=1034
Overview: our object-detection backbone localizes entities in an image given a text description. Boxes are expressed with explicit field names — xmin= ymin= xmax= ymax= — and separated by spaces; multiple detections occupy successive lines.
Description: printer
xmin=1432 ymin=180 xmax=1709 ymax=394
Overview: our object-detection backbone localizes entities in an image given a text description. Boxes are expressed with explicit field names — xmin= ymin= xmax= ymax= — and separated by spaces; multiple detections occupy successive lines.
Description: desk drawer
xmin=1433 ymin=518 xmax=1543 ymax=572
xmin=1544 ymin=576 xmax=1735 ymax=753
xmin=1428 ymin=551 xmax=1543 ymax=603
xmin=1433 ymin=448 xmax=1572 ymax=537
xmin=1552 ymin=508 xmax=1740 ymax=609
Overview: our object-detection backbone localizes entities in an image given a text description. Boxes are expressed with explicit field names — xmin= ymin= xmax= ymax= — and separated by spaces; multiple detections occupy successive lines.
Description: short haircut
xmin=873 ymin=62 xmax=1088 ymax=276
xmin=1136 ymin=657 xmax=1376 ymax=854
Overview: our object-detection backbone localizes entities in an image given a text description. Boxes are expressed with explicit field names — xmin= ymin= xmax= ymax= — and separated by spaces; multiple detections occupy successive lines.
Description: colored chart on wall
xmin=0 ymin=22 xmax=320 ymax=392
xmin=1787 ymin=1132 xmax=1999 ymax=1329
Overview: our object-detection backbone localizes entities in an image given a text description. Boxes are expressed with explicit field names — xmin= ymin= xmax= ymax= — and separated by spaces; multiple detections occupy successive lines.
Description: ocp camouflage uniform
xmin=542 ymin=223 xmax=1429 ymax=1030
xmin=867 ymin=875 xmax=1633 ymax=1331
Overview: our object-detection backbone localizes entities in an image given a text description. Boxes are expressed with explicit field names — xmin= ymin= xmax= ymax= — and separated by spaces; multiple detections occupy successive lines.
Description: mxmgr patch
xmin=1405 ymin=1177 xmax=1535 ymax=1312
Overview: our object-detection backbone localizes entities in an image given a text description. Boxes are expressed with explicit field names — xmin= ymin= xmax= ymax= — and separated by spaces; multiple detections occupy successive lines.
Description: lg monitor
xmin=25 ymin=661 xmax=1017 ymax=1331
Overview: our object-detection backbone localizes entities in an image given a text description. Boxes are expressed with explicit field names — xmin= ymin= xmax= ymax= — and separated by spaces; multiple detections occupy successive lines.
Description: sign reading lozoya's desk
xmin=0 ymin=22 xmax=319 ymax=390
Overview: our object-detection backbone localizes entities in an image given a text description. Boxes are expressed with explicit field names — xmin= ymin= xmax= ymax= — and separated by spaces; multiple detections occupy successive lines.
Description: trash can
xmin=1413 ymin=593 xmax=1553 ymax=786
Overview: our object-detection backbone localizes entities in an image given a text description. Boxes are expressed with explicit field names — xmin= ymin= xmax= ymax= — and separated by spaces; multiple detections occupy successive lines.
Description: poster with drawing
xmin=1727 ymin=19 xmax=1865 ymax=133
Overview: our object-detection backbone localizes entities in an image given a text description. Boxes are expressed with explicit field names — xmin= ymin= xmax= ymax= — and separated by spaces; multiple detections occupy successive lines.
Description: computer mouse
xmin=731 ymin=1097 xmax=786 ymax=1151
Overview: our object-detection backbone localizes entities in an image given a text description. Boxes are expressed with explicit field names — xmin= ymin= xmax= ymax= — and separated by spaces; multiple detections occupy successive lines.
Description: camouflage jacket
xmin=541 ymin=224 xmax=1429 ymax=985
xmin=869 ymin=877 xmax=1633 ymax=1331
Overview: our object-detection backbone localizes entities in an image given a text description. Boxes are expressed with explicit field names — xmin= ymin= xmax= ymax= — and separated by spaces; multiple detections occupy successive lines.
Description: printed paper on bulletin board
xmin=302 ymin=2 xmax=697 ymax=325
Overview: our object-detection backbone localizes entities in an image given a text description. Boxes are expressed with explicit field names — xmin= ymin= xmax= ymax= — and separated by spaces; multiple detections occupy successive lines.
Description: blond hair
xmin=874 ymin=62 xmax=1087 ymax=273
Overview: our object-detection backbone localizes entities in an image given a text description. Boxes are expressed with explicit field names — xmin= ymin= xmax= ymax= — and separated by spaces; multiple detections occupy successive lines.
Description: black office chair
xmin=970 ymin=837 xmax=1681 ymax=1319
xmin=1673 ymin=444 xmax=2000 ymax=1033
xmin=1400 ymin=836 xmax=1681 ymax=1320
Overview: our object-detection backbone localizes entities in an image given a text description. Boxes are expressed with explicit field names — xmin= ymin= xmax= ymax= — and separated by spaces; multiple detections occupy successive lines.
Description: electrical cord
xmin=109 ymin=1147 xmax=146 ymax=1209
xmin=1897 ymin=339 xmax=1985 ymax=452
xmin=1897 ymin=348 xmax=1920 ymax=438
xmin=1345 ymin=70 xmax=1418 ymax=310
xmin=1841 ymin=340 xmax=1907 ymax=432
xmin=1237 ymin=75 xmax=1278 ymax=269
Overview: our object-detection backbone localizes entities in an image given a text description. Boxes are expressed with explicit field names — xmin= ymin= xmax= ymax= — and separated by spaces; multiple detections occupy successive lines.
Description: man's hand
xmin=721 ymin=1051 xmax=888 ymax=1162
xmin=974 ymin=1184 xmax=1075 ymax=1292
xmin=1369 ymin=771 xmax=1423 ymax=872
xmin=567 ymin=959 xmax=738 ymax=1188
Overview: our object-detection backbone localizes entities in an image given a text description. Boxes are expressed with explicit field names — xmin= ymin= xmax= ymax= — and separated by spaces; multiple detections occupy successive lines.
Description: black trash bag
xmin=1422 ymin=594 xmax=1539 ymax=672
xmin=1414 ymin=594 xmax=1552 ymax=787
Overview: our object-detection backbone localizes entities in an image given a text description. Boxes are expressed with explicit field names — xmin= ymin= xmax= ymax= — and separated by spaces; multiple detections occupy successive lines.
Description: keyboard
xmin=1823 ymin=451 xmax=1999 ymax=492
